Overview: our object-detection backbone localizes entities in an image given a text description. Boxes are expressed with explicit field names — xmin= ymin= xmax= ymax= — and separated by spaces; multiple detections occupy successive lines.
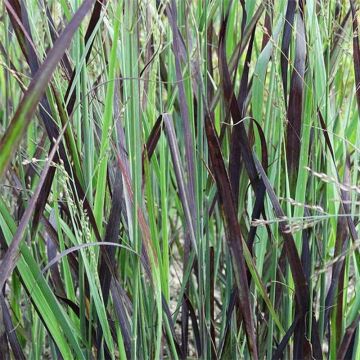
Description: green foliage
xmin=0 ymin=0 xmax=360 ymax=358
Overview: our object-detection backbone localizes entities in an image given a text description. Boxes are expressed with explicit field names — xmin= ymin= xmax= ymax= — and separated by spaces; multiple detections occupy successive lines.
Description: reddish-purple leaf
xmin=337 ymin=315 xmax=360 ymax=360
xmin=286 ymin=12 xmax=306 ymax=174
xmin=0 ymin=295 xmax=25 ymax=360
xmin=203 ymin=109 xmax=258 ymax=358
xmin=142 ymin=115 xmax=163 ymax=180
xmin=218 ymin=5 xmax=266 ymax=255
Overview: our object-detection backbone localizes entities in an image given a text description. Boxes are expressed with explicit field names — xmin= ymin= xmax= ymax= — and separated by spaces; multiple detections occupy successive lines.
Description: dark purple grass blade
xmin=203 ymin=109 xmax=258 ymax=358
xmin=0 ymin=295 xmax=25 ymax=360
xmin=226 ymin=22 xmax=255 ymax=207
xmin=286 ymin=13 xmax=306 ymax=175
xmin=218 ymin=6 xmax=266 ymax=256
xmin=318 ymin=110 xmax=335 ymax=161
xmin=280 ymin=0 xmax=296 ymax=107
xmin=219 ymin=7 xmax=257 ymax=188
xmin=181 ymin=291 xmax=190 ymax=356
xmin=294 ymin=209 xmax=312 ymax=357
xmin=293 ymin=302 xmax=310 ymax=359
xmin=55 ymin=294 xmax=81 ymax=316
xmin=31 ymin=163 xmax=57 ymax=241
xmin=239 ymin=0 xmax=247 ymax=37
xmin=98 ymin=167 xmax=123 ymax=304
xmin=272 ymin=315 xmax=300 ymax=360
xmin=184 ymin=295 xmax=202 ymax=357
xmin=336 ymin=262 xmax=346 ymax=347
xmin=247 ymin=118 xmax=269 ymax=250
xmin=0 ymin=310 xmax=9 ymax=360
xmin=336 ymin=315 xmax=360 ymax=360
xmin=262 ymin=0 xmax=273 ymax=50
xmin=97 ymin=167 xmax=123 ymax=350
xmin=142 ymin=115 xmax=163 ymax=179
xmin=209 ymin=2 xmax=265 ymax=111
xmin=207 ymin=22 xmax=214 ymax=100
xmin=140 ymin=34 xmax=158 ymax=79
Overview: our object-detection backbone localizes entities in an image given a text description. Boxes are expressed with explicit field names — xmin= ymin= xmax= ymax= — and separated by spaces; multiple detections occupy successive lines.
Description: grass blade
xmin=0 ymin=0 xmax=95 ymax=178
xmin=285 ymin=10 xmax=306 ymax=175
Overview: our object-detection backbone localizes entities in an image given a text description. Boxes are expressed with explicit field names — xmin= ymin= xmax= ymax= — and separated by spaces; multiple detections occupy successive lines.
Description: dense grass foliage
xmin=1 ymin=0 xmax=360 ymax=358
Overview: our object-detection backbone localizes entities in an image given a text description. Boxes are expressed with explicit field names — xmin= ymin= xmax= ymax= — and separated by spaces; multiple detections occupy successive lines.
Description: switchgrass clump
xmin=1 ymin=0 xmax=360 ymax=359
